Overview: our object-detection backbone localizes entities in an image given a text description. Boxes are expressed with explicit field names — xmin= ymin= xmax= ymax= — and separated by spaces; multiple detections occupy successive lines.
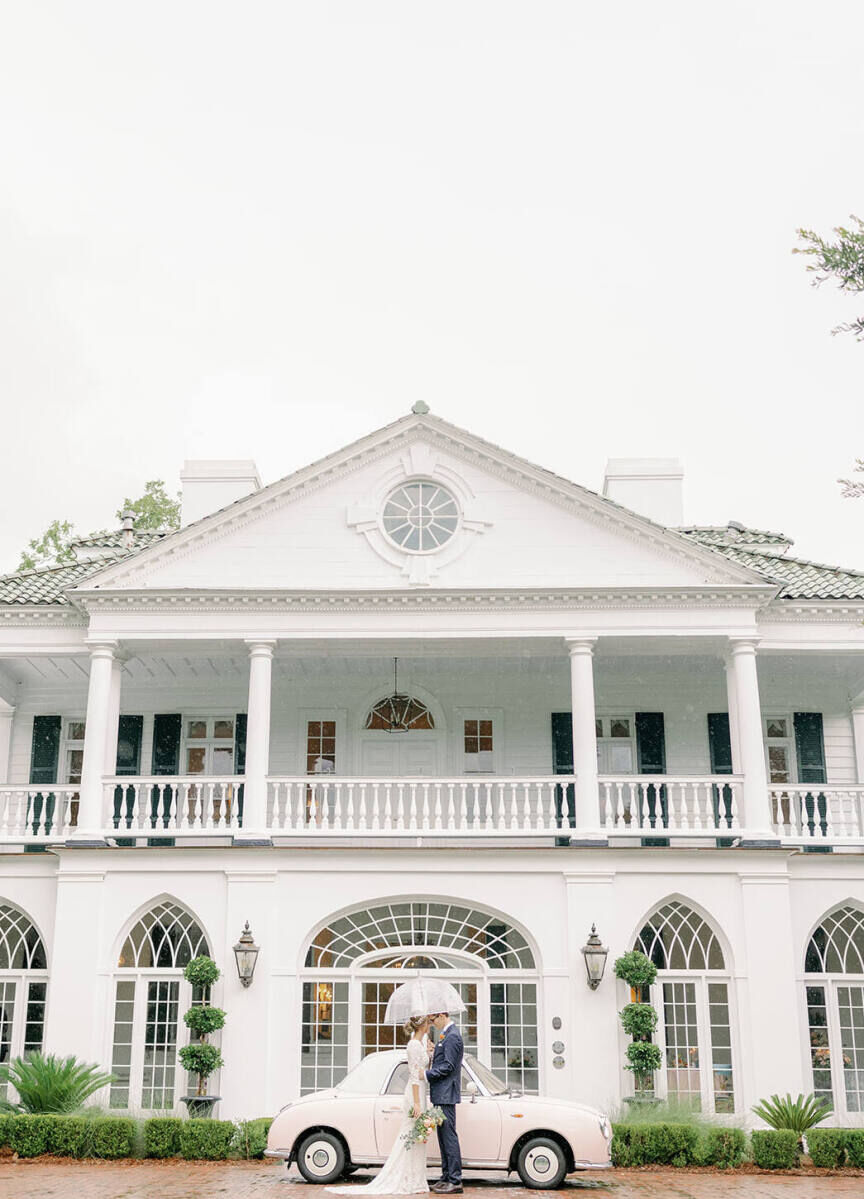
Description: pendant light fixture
xmin=383 ymin=657 xmax=411 ymax=733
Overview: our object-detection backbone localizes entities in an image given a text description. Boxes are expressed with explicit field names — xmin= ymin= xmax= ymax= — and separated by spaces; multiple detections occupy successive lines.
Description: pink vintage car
xmin=266 ymin=1050 xmax=612 ymax=1188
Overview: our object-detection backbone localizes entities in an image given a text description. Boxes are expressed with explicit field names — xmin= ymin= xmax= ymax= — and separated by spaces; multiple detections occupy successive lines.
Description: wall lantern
xmin=581 ymin=924 xmax=609 ymax=990
xmin=233 ymin=921 xmax=260 ymax=988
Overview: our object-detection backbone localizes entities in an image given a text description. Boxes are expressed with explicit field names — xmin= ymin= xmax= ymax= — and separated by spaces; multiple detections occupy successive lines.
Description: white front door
xmin=360 ymin=737 xmax=440 ymax=776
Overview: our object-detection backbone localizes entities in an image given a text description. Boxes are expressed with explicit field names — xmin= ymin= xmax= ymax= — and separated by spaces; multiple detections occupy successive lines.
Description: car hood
xmin=499 ymin=1094 xmax=606 ymax=1119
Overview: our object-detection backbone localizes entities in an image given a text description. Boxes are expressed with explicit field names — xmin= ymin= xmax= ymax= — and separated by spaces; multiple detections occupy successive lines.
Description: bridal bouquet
xmin=402 ymin=1105 xmax=446 ymax=1147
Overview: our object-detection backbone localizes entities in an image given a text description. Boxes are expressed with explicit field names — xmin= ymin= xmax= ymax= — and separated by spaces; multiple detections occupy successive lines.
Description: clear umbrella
xmin=383 ymin=976 xmax=467 ymax=1024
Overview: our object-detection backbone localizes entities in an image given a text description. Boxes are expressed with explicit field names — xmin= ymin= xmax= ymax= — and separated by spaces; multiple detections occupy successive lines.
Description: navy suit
xmin=426 ymin=1024 xmax=464 ymax=1185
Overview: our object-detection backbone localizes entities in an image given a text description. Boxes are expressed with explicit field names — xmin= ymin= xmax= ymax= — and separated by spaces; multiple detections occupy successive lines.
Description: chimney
xmin=602 ymin=458 xmax=684 ymax=527
xmin=180 ymin=460 xmax=262 ymax=526
xmin=121 ymin=509 xmax=136 ymax=550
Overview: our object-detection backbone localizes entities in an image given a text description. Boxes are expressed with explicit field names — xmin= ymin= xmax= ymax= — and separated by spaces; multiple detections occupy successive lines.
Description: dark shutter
xmin=707 ymin=713 xmax=734 ymax=835
xmin=794 ymin=712 xmax=827 ymax=838
xmin=113 ymin=715 xmax=143 ymax=835
xmin=151 ymin=714 xmax=182 ymax=834
xmin=30 ymin=716 xmax=61 ymax=784
xmin=550 ymin=713 xmax=575 ymax=836
xmin=794 ymin=713 xmax=826 ymax=785
xmin=234 ymin=713 xmax=247 ymax=826
xmin=636 ymin=712 xmax=667 ymax=834
xmin=29 ymin=715 xmax=61 ymax=836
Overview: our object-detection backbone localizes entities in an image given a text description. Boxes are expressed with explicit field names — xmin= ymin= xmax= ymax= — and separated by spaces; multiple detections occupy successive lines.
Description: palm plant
xmin=0 ymin=1052 xmax=115 ymax=1114
xmin=752 ymin=1092 xmax=833 ymax=1153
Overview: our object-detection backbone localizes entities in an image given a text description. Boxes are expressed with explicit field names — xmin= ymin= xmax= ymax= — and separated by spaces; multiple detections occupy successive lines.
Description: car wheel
xmin=516 ymin=1137 xmax=568 ymax=1189
xmin=296 ymin=1131 xmax=347 ymax=1184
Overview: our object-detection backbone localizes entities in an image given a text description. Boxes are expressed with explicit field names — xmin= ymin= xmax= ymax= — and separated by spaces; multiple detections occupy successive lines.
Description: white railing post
xmin=567 ymin=637 xmax=602 ymax=838
xmin=728 ymin=637 xmax=777 ymax=842
xmin=237 ymin=639 xmax=275 ymax=843
xmin=70 ymin=640 xmax=117 ymax=844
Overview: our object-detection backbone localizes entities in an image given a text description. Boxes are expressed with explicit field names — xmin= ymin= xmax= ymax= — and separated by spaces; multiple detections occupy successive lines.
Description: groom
xmin=425 ymin=1012 xmax=464 ymax=1194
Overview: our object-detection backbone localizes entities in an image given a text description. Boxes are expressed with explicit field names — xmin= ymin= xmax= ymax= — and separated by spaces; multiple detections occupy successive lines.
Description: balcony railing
xmin=769 ymin=784 xmax=864 ymax=843
xmin=599 ymin=775 xmax=742 ymax=837
xmin=0 ymin=775 xmax=862 ymax=845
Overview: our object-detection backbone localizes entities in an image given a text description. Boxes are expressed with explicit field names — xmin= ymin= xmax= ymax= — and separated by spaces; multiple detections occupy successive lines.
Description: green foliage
xmin=613 ymin=950 xmax=657 ymax=990
xmin=752 ymin=1092 xmax=833 ymax=1134
xmin=838 ymin=459 xmax=864 ymax=500
xmin=624 ymin=1041 xmax=662 ymax=1074
xmin=178 ymin=1118 xmax=235 ymax=1160
xmin=178 ymin=1042 xmax=224 ymax=1083
xmin=807 ymin=1127 xmax=848 ymax=1168
xmin=232 ymin=1116 xmax=273 ymax=1159
xmin=846 ymin=1128 xmax=864 ymax=1167
xmin=610 ymin=1122 xmax=699 ymax=1167
xmin=18 ymin=519 xmax=78 ymax=571
xmin=8 ymin=1114 xmax=56 ymax=1157
xmin=144 ymin=1116 xmax=183 ymax=1158
xmin=184 ymin=1005 xmax=226 ymax=1036
xmin=697 ymin=1127 xmax=747 ymax=1168
xmin=794 ymin=214 xmax=864 ymax=340
xmin=619 ymin=1002 xmax=657 ymax=1039
xmin=115 ymin=480 xmax=180 ymax=530
xmin=183 ymin=956 xmax=220 ymax=988
xmin=0 ymin=1053 xmax=115 ymax=1114
xmin=751 ymin=1128 xmax=799 ymax=1169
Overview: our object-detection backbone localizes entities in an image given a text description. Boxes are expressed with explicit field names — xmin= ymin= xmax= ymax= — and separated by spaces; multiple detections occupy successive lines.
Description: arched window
xmin=805 ymin=905 xmax=864 ymax=1120
xmin=633 ymin=901 xmax=735 ymax=1113
xmin=0 ymin=904 xmax=48 ymax=1095
xmin=302 ymin=900 xmax=538 ymax=1096
xmin=365 ymin=696 xmax=434 ymax=732
xmin=109 ymin=901 xmax=210 ymax=1112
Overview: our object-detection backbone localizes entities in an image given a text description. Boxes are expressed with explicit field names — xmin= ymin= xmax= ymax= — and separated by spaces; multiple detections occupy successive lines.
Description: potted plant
xmin=613 ymin=950 xmax=661 ymax=1102
xmin=178 ymin=955 xmax=225 ymax=1118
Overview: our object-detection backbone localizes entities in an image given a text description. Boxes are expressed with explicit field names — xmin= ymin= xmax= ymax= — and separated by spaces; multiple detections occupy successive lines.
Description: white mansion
xmin=1 ymin=406 xmax=864 ymax=1125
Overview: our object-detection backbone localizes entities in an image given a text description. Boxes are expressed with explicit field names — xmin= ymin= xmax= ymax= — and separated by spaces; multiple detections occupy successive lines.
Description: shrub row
xmin=611 ymin=1123 xmax=747 ymax=1168
xmin=808 ymin=1127 xmax=864 ymax=1169
xmin=0 ymin=1113 xmax=272 ymax=1161
xmin=612 ymin=1122 xmax=864 ymax=1170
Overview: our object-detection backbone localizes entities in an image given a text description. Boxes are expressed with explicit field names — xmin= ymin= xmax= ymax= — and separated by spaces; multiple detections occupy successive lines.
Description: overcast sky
xmin=1 ymin=2 xmax=862 ymax=576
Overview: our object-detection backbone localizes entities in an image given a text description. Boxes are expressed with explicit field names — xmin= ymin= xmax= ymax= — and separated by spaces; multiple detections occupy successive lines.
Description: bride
xmin=328 ymin=1015 xmax=431 ymax=1195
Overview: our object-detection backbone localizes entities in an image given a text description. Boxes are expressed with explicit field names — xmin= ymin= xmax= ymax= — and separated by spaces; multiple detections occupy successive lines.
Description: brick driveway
xmin=2 ymin=1162 xmax=864 ymax=1199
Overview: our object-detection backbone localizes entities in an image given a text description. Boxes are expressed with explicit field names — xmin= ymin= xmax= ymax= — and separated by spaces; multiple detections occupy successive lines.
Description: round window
xmin=381 ymin=481 xmax=459 ymax=553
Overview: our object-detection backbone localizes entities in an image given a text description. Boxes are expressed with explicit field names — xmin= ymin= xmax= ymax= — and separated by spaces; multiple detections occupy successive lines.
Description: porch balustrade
xmin=599 ymin=774 xmax=742 ymax=836
xmin=2 ymin=775 xmax=863 ymax=844
xmin=768 ymin=784 xmax=864 ymax=843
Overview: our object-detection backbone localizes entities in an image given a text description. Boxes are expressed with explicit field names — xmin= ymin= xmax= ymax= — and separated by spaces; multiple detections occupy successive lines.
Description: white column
xmin=72 ymin=641 xmax=117 ymax=843
xmin=724 ymin=655 xmax=742 ymax=773
xmin=103 ymin=657 xmax=123 ymax=774
xmin=236 ymin=639 xmax=275 ymax=843
xmin=0 ymin=701 xmax=14 ymax=784
xmin=729 ymin=637 xmax=775 ymax=840
xmin=851 ymin=698 xmax=864 ymax=784
xmin=567 ymin=638 xmax=601 ymax=836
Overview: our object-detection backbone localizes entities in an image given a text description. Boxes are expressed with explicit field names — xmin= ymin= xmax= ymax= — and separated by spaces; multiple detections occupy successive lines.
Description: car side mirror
xmin=466 ymin=1082 xmax=479 ymax=1104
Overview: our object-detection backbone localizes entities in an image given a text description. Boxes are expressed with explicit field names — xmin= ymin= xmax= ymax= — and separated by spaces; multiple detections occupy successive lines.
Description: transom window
xmin=306 ymin=902 xmax=534 ymax=970
xmin=805 ymin=906 xmax=864 ymax=1119
xmin=365 ymin=696 xmax=434 ymax=732
xmin=381 ymin=481 xmax=459 ymax=553
xmin=634 ymin=902 xmax=734 ymax=1113
xmin=118 ymin=901 xmax=209 ymax=969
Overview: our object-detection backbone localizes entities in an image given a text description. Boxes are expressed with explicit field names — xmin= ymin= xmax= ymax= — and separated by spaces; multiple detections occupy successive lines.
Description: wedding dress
xmin=328 ymin=1036 xmax=430 ymax=1195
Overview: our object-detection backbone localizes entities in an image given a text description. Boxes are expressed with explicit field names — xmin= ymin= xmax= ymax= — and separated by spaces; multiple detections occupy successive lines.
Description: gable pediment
xmin=75 ymin=414 xmax=766 ymax=595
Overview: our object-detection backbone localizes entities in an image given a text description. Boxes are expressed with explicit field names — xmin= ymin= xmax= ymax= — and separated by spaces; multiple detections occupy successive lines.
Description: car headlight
xmin=599 ymin=1115 xmax=612 ymax=1141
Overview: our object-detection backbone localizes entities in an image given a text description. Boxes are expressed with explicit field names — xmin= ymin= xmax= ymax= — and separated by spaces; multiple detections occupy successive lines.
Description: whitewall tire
xmin=296 ymin=1131 xmax=347 ymax=1184
xmin=516 ymin=1137 xmax=568 ymax=1189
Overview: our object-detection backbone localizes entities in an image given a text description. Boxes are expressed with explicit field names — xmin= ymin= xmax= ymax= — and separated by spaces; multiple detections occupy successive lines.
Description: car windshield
xmin=336 ymin=1054 xmax=393 ymax=1095
xmin=465 ymin=1055 xmax=509 ymax=1095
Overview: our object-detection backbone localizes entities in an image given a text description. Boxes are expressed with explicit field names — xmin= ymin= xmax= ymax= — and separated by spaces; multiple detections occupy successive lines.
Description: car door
xmin=374 ymin=1062 xmax=409 ymax=1157
xmin=455 ymin=1067 xmax=502 ymax=1164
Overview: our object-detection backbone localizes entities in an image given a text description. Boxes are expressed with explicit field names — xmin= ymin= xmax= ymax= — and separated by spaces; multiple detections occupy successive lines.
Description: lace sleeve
xmin=407 ymin=1038 xmax=426 ymax=1084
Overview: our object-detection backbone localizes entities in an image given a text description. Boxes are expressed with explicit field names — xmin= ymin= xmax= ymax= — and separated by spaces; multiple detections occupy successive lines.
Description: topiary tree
xmin=178 ymin=956 xmax=225 ymax=1116
xmin=614 ymin=950 xmax=660 ymax=1099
